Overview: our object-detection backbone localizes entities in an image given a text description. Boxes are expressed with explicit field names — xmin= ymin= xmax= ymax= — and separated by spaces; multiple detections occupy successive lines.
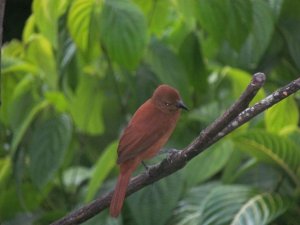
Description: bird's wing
xmin=117 ymin=106 xmax=170 ymax=164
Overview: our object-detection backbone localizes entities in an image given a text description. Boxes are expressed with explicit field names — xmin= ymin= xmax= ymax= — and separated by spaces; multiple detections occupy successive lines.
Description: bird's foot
xmin=142 ymin=161 xmax=152 ymax=176
xmin=142 ymin=160 xmax=149 ymax=170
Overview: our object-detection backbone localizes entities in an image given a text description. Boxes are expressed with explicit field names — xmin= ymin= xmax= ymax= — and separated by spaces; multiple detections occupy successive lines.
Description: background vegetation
xmin=1 ymin=0 xmax=300 ymax=224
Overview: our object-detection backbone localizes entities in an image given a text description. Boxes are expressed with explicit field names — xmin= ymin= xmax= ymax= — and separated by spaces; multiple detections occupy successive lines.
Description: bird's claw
xmin=142 ymin=161 xmax=152 ymax=176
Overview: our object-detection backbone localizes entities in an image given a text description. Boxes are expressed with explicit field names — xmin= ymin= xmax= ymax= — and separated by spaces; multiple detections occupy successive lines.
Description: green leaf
xmin=28 ymin=114 xmax=72 ymax=188
xmin=234 ymin=130 xmax=300 ymax=187
xmin=184 ymin=140 xmax=233 ymax=187
xmin=197 ymin=0 xmax=253 ymax=50
xmin=231 ymin=193 xmax=291 ymax=225
xmin=280 ymin=22 xmax=300 ymax=71
xmin=2 ymin=39 xmax=24 ymax=57
xmin=1 ymin=41 xmax=37 ymax=75
xmin=134 ymin=0 xmax=171 ymax=36
xmin=85 ymin=141 xmax=118 ymax=202
xmin=8 ymin=75 xmax=46 ymax=155
xmin=168 ymin=182 xmax=220 ymax=225
xmin=100 ymin=0 xmax=147 ymax=69
xmin=222 ymin=151 xmax=251 ymax=184
xmin=68 ymin=0 xmax=102 ymax=57
xmin=63 ymin=166 xmax=91 ymax=192
xmin=176 ymin=0 xmax=198 ymax=25
xmin=146 ymin=39 xmax=190 ymax=101
xmin=22 ymin=15 xmax=36 ymax=43
xmin=10 ymin=100 xmax=49 ymax=156
xmin=188 ymin=101 xmax=219 ymax=124
xmin=26 ymin=34 xmax=57 ymax=89
xmin=266 ymin=0 xmax=284 ymax=19
xmin=265 ymin=97 xmax=299 ymax=133
xmin=0 ymin=183 xmax=43 ymax=220
xmin=225 ymin=0 xmax=253 ymax=50
xmin=0 ymin=66 xmax=22 ymax=125
xmin=32 ymin=0 xmax=69 ymax=48
xmin=234 ymin=163 xmax=290 ymax=191
xmin=200 ymin=186 xmax=258 ymax=225
xmin=170 ymin=184 xmax=258 ymax=225
xmin=0 ymin=157 xmax=11 ymax=189
xmin=70 ymin=75 xmax=104 ymax=135
xmin=237 ymin=0 xmax=275 ymax=69
xmin=179 ymin=32 xmax=207 ymax=95
xmin=128 ymin=172 xmax=184 ymax=225
xmin=217 ymin=0 xmax=274 ymax=69
xmin=2 ymin=57 xmax=38 ymax=75
xmin=280 ymin=0 xmax=300 ymax=20
xmin=45 ymin=91 xmax=68 ymax=112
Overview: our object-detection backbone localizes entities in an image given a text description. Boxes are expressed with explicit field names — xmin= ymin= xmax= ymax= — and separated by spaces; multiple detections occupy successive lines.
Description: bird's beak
xmin=177 ymin=100 xmax=188 ymax=111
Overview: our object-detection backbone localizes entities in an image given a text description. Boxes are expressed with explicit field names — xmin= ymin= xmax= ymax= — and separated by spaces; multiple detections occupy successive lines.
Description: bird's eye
xmin=164 ymin=102 xmax=170 ymax=106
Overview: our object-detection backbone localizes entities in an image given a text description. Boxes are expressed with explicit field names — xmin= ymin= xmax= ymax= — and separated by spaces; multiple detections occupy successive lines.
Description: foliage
xmin=1 ymin=0 xmax=300 ymax=224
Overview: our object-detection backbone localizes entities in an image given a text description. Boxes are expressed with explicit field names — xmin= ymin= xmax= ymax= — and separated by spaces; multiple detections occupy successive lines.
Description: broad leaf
xmin=218 ymin=0 xmax=274 ymax=70
xmin=234 ymin=130 xmax=300 ymax=186
xmin=2 ymin=40 xmax=36 ymax=74
xmin=45 ymin=91 xmax=69 ymax=112
xmin=179 ymin=32 xmax=207 ymax=96
xmin=10 ymin=100 xmax=49 ymax=156
xmin=68 ymin=0 xmax=102 ymax=58
xmin=279 ymin=0 xmax=300 ymax=70
xmin=63 ymin=166 xmax=91 ymax=192
xmin=100 ymin=0 xmax=147 ymax=69
xmin=169 ymin=184 xmax=258 ymax=225
xmin=70 ymin=75 xmax=104 ymax=135
xmin=26 ymin=34 xmax=57 ymax=89
xmin=265 ymin=97 xmax=299 ymax=133
xmin=29 ymin=114 xmax=72 ymax=188
xmin=32 ymin=0 xmax=69 ymax=48
xmin=134 ymin=0 xmax=173 ymax=36
xmin=2 ymin=57 xmax=37 ymax=76
xmin=146 ymin=39 xmax=190 ymax=101
xmin=128 ymin=172 xmax=184 ymax=225
xmin=197 ymin=0 xmax=253 ymax=50
xmin=22 ymin=15 xmax=35 ymax=43
xmin=0 ymin=183 xmax=43 ymax=219
xmin=231 ymin=193 xmax=291 ymax=225
xmin=281 ymin=24 xmax=300 ymax=71
xmin=8 ymin=75 xmax=36 ymax=132
xmin=200 ymin=186 xmax=258 ymax=225
xmin=188 ymin=101 xmax=219 ymax=124
xmin=8 ymin=75 xmax=46 ymax=155
xmin=237 ymin=0 xmax=274 ymax=69
xmin=0 ymin=157 xmax=11 ymax=189
xmin=168 ymin=182 xmax=220 ymax=225
xmin=85 ymin=141 xmax=118 ymax=202
xmin=234 ymin=162 xmax=293 ymax=192
xmin=184 ymin=140 xmax=233 ymax=187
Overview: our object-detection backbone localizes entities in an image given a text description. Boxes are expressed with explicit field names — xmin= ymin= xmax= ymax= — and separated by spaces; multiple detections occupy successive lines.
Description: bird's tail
xmin=110 ymin=159 xmax=140 ymax=217
xmin=109 ymin=171 xmax=132 ymax=217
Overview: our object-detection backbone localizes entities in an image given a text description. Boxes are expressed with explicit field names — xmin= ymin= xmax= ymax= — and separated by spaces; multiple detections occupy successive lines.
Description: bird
xmin=109 ymin=84 xmax=188 ymax=217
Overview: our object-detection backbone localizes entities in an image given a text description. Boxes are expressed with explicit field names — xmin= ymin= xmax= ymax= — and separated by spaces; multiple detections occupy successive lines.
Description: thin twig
xmin=51 ymin=74 xmax=300 ymax=225
xmin=183 ymin=72 xmax=266 ymax=160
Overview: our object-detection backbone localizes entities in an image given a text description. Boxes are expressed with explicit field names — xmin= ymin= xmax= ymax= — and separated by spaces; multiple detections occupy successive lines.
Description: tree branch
xmin=51 ymin=74 xmax=300 ymax=225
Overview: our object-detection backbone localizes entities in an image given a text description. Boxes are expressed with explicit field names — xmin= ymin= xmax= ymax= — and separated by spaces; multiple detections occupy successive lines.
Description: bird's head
xmin=151 ymin=84 xmax=188 ymax=113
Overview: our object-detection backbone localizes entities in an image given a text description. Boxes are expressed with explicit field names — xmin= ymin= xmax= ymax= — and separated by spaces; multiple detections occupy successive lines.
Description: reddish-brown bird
xmin=109 ymin=84 xmax=187 ymax=217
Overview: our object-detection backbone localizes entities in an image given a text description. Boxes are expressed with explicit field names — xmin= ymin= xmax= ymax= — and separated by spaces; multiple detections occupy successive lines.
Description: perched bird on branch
xmin=109 ymin=84 xmax=187 ymax=217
